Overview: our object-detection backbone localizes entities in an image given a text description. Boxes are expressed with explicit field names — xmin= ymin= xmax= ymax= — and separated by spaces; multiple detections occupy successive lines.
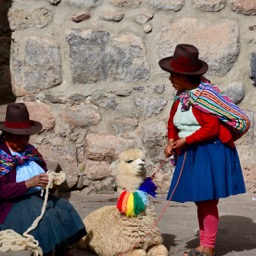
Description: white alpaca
xmin=78 ymin=149 xmax=168 ymax=256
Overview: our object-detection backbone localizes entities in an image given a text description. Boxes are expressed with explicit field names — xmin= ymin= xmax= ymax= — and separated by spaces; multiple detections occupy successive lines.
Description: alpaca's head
xmin=118 ymin=148 xmax=146 ymax=177
xmin=113 ymin=148 xmax=146 ymax=192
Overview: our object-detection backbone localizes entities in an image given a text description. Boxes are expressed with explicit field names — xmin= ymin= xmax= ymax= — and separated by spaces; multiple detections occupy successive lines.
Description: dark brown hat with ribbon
xmin=159 ymin=44 xmax=208 ymax=76
xmin=0 ymin=103 xmax=42 ymax=135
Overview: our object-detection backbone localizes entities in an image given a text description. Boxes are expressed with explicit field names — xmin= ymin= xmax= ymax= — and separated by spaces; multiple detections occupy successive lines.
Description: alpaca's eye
xmin=125 ymin=159 xmax=133 ymax=163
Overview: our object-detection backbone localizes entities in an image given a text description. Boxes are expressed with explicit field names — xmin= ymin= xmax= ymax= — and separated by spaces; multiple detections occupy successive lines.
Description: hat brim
xmin=0 ymin=120 xmax=42 ymax=135
xmin=159 ymin=56 xmax=208 ymax=76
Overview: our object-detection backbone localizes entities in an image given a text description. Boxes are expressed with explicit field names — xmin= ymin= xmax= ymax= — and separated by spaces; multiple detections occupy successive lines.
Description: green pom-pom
xmin=133 ymin=192 xmax=146 ymax=216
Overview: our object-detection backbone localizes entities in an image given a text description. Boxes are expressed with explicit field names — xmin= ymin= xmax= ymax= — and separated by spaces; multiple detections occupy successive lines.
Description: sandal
xmin=183 ymin=249 xmax=201 ymax=256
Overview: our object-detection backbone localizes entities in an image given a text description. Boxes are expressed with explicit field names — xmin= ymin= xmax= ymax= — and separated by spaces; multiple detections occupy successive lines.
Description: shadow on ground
xmin=162 ymin=233 xmax=178 ymax=248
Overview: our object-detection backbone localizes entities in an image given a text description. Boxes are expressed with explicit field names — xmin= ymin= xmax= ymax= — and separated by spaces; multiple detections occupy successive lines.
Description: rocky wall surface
xmin=3 ymin=0 xmax=256 ymax=193
xmin=0 ymin=0 xmax=13 ymax=102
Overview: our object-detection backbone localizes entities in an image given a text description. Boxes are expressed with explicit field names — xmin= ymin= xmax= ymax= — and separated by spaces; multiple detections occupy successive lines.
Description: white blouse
xmin=10 ymin=148 xmax=45 ymax=194
xmin=173 ymin=102 xmax=201 ymax=138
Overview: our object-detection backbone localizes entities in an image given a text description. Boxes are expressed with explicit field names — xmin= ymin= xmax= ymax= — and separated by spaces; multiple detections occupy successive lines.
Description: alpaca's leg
xmin=126 ymin=249 xmax=147 ymax=256
xmin=147 ymin=244 xmax=169 ymax=256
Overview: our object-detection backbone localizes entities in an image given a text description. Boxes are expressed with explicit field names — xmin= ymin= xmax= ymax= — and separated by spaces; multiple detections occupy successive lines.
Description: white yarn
xmin=0 ymin=171 xmax=66 ymax=256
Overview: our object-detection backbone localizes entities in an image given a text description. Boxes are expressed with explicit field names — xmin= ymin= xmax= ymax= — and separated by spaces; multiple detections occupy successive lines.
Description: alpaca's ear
xmin=110 ymin=160 xmax=119 ymax=175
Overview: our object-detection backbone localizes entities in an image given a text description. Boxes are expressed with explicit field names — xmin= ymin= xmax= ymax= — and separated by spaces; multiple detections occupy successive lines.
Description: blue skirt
xmin=167 ymin=139 xmax=246 ymax=203
xmin=0 ymin=192 xmax=86 ymax=254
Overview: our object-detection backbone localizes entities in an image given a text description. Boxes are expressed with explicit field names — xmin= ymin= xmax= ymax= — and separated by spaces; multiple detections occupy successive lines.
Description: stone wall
xmin=3 ymin=0 xmax=256 ymax=193
xmin=0 ymin=0 xmax=14 ymax=103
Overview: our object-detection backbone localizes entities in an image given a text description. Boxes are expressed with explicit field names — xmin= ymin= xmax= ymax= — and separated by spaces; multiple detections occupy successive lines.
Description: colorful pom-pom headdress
xmin=116 ymin=177 xmax=157 ymax=217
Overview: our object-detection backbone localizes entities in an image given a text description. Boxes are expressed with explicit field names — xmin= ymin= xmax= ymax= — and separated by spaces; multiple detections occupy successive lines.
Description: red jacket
xmin=168 ymin=100 xmax=234 ymax=148
xmin=0 ymin=142 xmax=47 ymax=224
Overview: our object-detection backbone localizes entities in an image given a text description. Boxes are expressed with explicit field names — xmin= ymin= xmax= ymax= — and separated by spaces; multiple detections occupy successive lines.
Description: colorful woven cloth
xmin=177 ymin=79 xmax=250 ymax=140
xmin=116 ymin=177 xmax=157 ymax=217
xmin=0 ymin=144 xmax=46 ymax=176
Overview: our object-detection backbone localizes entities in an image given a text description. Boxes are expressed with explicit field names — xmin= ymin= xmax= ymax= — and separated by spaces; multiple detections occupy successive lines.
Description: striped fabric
xmin=0 ymin=144 xmax=46 ymax=176
xmin=177 ymin=79 xmax=250 ymax=140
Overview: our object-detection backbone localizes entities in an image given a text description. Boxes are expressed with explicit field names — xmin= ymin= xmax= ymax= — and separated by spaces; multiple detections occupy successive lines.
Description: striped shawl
xmin=0 ymin=144 xmax=46 ymax=176
xmin=176 ymin=79 xmax=250 ymax=140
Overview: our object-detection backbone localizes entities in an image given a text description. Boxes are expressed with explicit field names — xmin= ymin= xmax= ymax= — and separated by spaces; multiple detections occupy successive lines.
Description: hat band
xmin=170 ymin=60 xmax=202 ymax=73
xmin=4 ymin=120 xmax=31 ymax=129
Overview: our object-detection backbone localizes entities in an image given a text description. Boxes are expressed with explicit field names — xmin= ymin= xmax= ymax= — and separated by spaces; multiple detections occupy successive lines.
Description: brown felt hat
xmin=0 ymin=103 xmax=42 ymax=135
xmin=159 ymin=44 xmax=208 ymax=76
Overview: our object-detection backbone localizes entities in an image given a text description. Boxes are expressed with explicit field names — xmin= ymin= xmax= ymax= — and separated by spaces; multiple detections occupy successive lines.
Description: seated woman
xmin=0 ymin=103 xmax=86 ymax=256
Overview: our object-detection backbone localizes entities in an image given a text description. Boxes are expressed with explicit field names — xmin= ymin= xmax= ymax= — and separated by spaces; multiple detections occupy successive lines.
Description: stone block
xmin=24 ymin=102 xmax=55 ymax=131
xmin=11 ymin=37 xmax=62 ymax=96
xmin=157 ymin=17 xmax=239 ymax=75
xmin=192 ymin=0 xmax=226 ymax=12
xmin=65 ymin=104 xmax=101 ymax=128
xmin=8 ymin=2 xmax=53 ymax=30
xmin=151 ymin=0 xmax=185 ymax=11
xmin=86 ymin=133 xmax=138 ymax=162
xmin=231 ymin=0 xmax=256 ymax=15
xmin=85 ymin=160 xmax=111 ymax=180
xmin=67 ymin=30 xmax=149 ymax=83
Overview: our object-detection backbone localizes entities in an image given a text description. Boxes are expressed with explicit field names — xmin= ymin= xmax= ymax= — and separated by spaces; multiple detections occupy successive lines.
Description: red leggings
xmin=196 ymin=199 xmax=219 ymax=248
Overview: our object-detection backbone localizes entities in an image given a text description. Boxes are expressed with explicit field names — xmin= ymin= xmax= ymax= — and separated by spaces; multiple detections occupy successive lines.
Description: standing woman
xmin=0 ymin=103 xmax=86 ymax=256
xmin=159 ymin=44 xmax=250 ymax=256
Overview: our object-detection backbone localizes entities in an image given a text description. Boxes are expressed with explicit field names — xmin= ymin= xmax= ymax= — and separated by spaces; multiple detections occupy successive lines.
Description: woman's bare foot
xmin=201 ymin=246 xmax=215 ymax=256
xmin=195 ymin=245 xmax=204 ymax=253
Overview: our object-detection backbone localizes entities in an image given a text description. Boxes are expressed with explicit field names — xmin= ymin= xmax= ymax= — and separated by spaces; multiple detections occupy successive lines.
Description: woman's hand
xmin=164 ymin=139 xmax=174 ymax=157
xmin=25 ymin=174 xmax=49 ymax=189
xmin=172 ymin=138 xmax=187 ymax=149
